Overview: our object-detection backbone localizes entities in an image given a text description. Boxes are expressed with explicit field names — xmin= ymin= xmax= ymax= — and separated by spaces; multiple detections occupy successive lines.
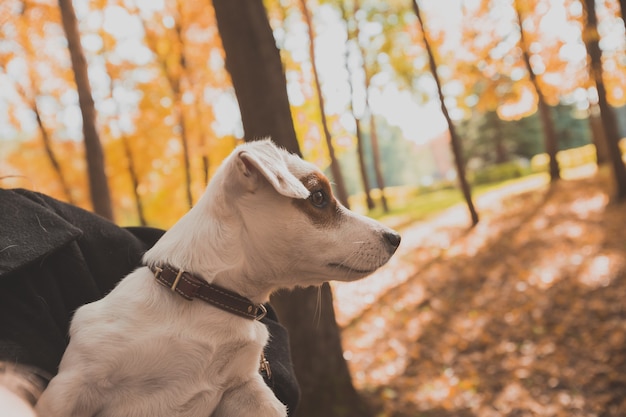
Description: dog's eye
xmin=309 ymin=190 xmax=328 ymax=208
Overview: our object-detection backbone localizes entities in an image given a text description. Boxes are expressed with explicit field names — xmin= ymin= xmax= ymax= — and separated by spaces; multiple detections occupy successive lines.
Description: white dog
xmin=35 ymin=139 xmax=401 ymax=417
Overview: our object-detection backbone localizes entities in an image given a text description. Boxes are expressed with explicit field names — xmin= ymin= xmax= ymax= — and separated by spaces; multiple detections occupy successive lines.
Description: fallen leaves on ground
xmin=333 ymin=167 xmax=626 ymax=417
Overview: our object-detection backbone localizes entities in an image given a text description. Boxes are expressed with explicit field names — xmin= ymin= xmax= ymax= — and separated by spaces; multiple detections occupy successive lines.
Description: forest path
xmin=333 ymin=164 xmax=626 ymax=416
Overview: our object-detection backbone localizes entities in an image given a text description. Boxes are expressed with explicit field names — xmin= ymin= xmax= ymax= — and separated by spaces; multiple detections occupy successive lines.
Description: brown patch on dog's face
xmin=293 ymin=173 xmax=344 ymax=227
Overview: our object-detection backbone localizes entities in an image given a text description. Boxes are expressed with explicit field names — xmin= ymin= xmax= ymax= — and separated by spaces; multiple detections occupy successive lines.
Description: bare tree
xmin=34 ymin=101 xmax=75 ymax=205
xmin=299 ymin=0 xmax=351 ymax=208
xmin=98 ymin=20 xmax=147 ymax=226
xmin=58 ymin=0 xmax=113 ymax=220
xmin=588 ymin=104 xmax=610 ymax=165
xmin=412 ymin=0 xmax=479 ymax=226
xmin=514 ymin=0 xmax=561 ymax=182
xmin=583 ymin=0 xmax=626 ymax=200
xmin=10 ymin=79 xmax=74 ymax=204
xmin=339 ymin=2 xmax=374 ymax=210
xmin=106 ymin=83 xmax=147 ymax=226
xmin=171 ymin=3 xmax=194 ymax=209
xmin=351 ymin=0 xmax=389 ymax=212
xmin=369 ymin=114 xmax=389 ymax=212
xmin=134 ymin=0 xmax=194 ymax=209
xmin=6 ymin=5 xmax=74 ymax=204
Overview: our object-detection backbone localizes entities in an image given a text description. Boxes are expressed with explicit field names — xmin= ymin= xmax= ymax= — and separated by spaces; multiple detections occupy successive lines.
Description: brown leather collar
xmin=148 ymin=265 xmax=267 ymax=320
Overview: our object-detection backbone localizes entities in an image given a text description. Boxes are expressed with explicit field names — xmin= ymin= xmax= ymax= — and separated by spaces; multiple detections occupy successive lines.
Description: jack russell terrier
xmin=36 ymin=139 xmax=401 ymax=417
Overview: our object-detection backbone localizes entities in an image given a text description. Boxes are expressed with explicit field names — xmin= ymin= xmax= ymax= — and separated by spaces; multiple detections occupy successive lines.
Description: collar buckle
xmin=254 ymin=304 xmax=267 ymax=321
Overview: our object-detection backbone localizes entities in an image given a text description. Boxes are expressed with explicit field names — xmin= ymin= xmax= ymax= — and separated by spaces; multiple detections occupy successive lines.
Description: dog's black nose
xmin=383 ymin=231 xmax=401 ymax=254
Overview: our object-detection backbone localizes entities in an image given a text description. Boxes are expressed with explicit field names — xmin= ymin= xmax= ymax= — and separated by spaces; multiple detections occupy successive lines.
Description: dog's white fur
xmin=35 ymin=139 xmax=400 ymax=417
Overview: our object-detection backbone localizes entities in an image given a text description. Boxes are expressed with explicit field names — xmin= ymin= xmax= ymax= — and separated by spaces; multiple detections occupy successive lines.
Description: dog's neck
xmin=143 ymin=198 xmax=276 ymax=305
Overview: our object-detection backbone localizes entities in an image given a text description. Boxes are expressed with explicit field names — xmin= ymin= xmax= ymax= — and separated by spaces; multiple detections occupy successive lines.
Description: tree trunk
xmin=58 ymin=0 xmax=113 ymax=220
xmin=99 ymin=44 xmax=147 ymax=226
xmin=212 ymin=1 xmax=371 ymax=416
xmin=412 ymin=0 xmax=479 ymax=226
xmin=120 ymin=134 xmax=147 ymax=226
xmin=14 ymin=77 xmax=74 ymax=204
xmin=174 ymin=99 xmax=194 ymax=208
xmin=299 ymin=0 xmax=350 ymax=208
xmin=369 ymin=116 xmax=389 ymax=212
xmin=270 ymin=285 xmax=372 ymax=417
xmin=132 ymin=1 xmax=193 ymax=208
xmin=493 ymin=116 xmax=508 ymax=164
xmin=34 ymin=101 xmax=74 ymax=204
xmin=212 ymin=0 xmax=300 ymax=154
xmin=202 ymin=155 xmax=210 ymax=186
xmin=588 ymin=104 xmax=610 ymax=165
xmin=353 ymin=0 xmax=388 ymax=212
xmin=355 ymin=118 xmax=374 ymax=209
xmin=537 ymin=101 xmax=560 ymax=179
xmin=193 ymin=94 xmax=211 ymax=187
xmin=583 ymin=0 xmax=626 ymax=200
xmin=340 ymin=2 xmax=374 ymax=210
xmin=12 ymin=18 xmax=74 ymax=204
xmin=172 ymin=10 xmax=194 ymax=209
xmin=514 ymin=0 xmax=560 ymax=182
xmin=342 ymin=0 xmax=388 ymax=212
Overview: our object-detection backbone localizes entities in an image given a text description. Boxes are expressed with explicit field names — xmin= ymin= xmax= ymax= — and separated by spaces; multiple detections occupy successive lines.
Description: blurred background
xmin=1 ymin=0 xmax=626 ymax=416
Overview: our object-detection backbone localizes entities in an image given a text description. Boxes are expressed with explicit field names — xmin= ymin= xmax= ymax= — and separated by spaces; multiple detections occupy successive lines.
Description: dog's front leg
xmin=35 ymin=372 xmax=101 ymax=417
xmin=212 ymin=375 xmax=287 ymax=417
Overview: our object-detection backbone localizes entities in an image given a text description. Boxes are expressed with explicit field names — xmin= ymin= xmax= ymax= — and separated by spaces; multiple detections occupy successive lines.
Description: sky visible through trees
xmin=2 ymin=0 xmax=626 ymax=226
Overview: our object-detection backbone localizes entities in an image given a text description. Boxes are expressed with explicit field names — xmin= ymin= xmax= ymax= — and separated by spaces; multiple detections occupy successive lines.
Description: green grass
xmin=368 ymin=187 xmax=462 ymax=224
xmin=352 ymin=142 xmax=625 ymax=230
xmin=356 ymin=172 xmax=550 ymax=230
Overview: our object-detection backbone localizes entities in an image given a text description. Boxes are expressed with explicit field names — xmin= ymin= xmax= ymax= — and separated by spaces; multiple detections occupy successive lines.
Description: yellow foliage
xmin=530 ymin=144 xmax=598 ymax=172
xmin=3 ymin=0 xmax=626 ymax=229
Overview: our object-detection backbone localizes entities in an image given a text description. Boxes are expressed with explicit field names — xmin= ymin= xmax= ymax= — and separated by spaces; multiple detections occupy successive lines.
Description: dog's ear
xmin=236 ymin=143 xmax=310 ymax=199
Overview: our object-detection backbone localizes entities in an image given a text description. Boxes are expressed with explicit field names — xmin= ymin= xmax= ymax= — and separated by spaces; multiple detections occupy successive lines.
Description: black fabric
xmin=0 ymin=189 xmax=82 ymax=277
xmin=0 ymin=188 xmax=300 ymax=413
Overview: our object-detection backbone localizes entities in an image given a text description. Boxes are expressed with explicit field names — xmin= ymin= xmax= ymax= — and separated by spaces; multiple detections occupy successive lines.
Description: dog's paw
xmin=257 ymin=398 xmax=287 ymax=417
xmin=212 ymin=395 xmax=287 ymax=417
xmin=212 ymin=377 xmax=287 ymax=417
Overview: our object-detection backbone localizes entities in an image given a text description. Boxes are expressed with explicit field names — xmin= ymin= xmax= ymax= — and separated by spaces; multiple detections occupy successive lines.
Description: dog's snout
xmin=383 ymin=230 xmax=401 ymax=253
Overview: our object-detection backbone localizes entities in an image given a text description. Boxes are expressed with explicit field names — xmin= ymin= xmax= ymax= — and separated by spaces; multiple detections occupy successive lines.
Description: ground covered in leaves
xmin=333 ymin=167 xmax=626 ymax=417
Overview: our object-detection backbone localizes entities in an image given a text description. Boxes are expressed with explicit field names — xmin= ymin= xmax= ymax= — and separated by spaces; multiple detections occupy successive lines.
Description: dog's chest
xmin=64 ymin=293 xmax=270 ymax=416
xmin=72 ymin=295 xmax=269 ymax=377
xmin=68 ymin=274 xmax=269 ymax=378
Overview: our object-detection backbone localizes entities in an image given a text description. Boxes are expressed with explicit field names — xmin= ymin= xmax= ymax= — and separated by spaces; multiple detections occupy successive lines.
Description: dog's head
xmin=146 ymin=139 xmax=400 ymax=297
xmin=219 ymin=139 xmax=400 ymax=287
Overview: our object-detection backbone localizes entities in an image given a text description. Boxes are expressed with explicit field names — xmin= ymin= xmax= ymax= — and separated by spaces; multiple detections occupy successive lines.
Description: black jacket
xmin=0 ymin=188 xmax=300 ymax=413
